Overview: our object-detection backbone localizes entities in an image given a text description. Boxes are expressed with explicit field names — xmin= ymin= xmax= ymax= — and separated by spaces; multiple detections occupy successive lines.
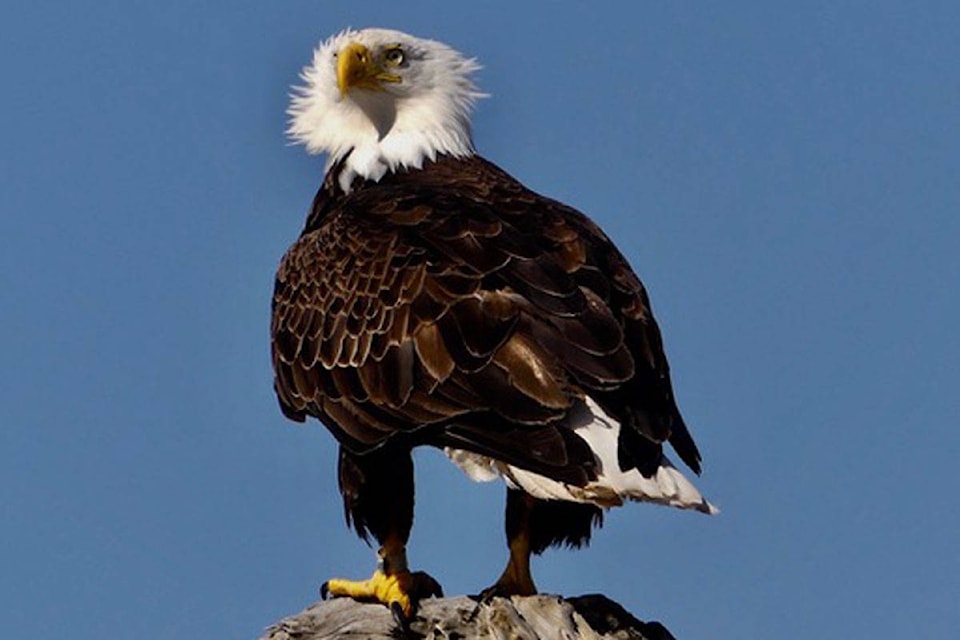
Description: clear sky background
xmin=2 ymin=2 xmax=958 ymax=639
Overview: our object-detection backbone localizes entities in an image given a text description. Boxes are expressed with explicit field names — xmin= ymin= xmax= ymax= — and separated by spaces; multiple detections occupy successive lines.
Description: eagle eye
xmin=383 ymin=46 xmax=405 ymax=67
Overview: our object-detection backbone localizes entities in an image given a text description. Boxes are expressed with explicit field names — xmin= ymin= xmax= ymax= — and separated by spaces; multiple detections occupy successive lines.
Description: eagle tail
xmin=445 ymin=397 xmax=717 ymax=514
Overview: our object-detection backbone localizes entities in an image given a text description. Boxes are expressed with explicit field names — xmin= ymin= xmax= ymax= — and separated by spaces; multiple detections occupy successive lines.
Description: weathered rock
xmin=260 ymin=594 xmax=676 ymax=640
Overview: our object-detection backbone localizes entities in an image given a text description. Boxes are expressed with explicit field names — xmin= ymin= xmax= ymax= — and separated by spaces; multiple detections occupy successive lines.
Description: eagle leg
xmin=478 ymin=488 xmax=602 ymax=602
xmin=479 ymin=489 xmax=538 ymax=600
xmin=326 ymin=446 xmax=443 ymax=619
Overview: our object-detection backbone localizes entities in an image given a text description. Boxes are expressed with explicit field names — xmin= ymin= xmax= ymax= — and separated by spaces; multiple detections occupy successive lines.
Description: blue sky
xmin=2 ymin=2 xmax=958 ymax=638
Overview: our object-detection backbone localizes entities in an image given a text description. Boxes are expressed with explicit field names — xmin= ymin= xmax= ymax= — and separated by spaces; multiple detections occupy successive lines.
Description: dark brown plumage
xmin=272 ymin=154 xmax=702 ymax=551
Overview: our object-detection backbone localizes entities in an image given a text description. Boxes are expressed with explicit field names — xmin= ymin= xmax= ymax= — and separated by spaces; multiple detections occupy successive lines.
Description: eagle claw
xmin=319 ymin=569 xmax=443 ymax=620
xmin=477 ymin=583 xmax=504 ymax=603
xmin=390 ymin=601 xmax=409 ymax=633
xmin=410 ymin=570 xmax=444 ymax=600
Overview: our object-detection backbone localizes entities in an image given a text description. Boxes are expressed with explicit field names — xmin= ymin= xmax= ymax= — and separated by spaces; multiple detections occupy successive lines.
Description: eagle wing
xmin=271 ymin=157 xmax=701 ymax=483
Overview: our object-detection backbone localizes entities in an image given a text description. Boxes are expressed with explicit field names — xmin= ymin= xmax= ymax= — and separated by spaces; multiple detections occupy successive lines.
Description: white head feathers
xmin=288 ymin=28 xmax=486 ymax=190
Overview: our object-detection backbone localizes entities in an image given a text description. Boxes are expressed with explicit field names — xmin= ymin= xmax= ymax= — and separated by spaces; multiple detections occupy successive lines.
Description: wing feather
xmin=271 ymin=154 xmax=702 ymax=478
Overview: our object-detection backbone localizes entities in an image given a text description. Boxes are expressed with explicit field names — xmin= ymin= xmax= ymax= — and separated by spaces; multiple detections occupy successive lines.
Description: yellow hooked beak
xmin=337 ymin=42 xmax=402 ymax=97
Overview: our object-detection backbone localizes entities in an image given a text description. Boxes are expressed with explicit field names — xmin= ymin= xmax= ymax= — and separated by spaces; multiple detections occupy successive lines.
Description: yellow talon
xmin=321 ymin=545 xmax=443 ymax=620
xmin=324 ymin=570 xmax=413 ymax=616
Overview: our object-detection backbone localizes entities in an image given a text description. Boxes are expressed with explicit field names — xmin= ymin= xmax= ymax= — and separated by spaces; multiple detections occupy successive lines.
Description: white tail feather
xmin=445 ymin=397 xmax=717 ymax=514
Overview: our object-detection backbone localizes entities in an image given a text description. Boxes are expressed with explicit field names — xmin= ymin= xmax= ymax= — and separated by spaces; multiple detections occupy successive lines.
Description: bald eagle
xmin=272 ymin=28 xmax=714 ymax=619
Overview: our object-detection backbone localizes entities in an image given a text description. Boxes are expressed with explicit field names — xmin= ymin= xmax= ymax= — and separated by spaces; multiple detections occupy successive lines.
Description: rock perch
xmin=260 ymin=594 xmax=677 ymax=640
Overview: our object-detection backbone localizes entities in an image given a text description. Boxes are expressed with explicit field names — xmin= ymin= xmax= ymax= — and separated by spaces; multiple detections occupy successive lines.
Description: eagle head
xmin=288 ymin=28 xmax=485 ymax=190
